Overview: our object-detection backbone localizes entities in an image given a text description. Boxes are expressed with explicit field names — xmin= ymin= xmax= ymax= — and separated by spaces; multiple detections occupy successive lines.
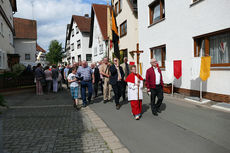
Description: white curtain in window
xmin=153 ymin=4 xmax=160 ymax=21
xmin=154 ymin=48 xmax=162 ymax=67
xmin=210 ymin=32 xmax=230 ymax=64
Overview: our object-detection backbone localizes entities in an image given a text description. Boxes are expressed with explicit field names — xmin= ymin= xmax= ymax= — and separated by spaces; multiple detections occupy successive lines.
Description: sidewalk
xmin=0 ymin=90 xmax=128 ymax=153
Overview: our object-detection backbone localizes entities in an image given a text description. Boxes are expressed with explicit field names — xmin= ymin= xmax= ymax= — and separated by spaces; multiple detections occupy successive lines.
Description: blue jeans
xmin=81 ymin=81 xmax=93 ymax=105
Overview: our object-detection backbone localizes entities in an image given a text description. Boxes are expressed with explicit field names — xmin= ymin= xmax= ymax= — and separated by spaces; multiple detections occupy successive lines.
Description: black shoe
xmin=156 ymin=109 xmax=161 ymax=113
xmin=116 ymin=104 xmax=121 ymax=110
xmin=103 ymin=100 xmax=107 ymax=104
xmin=83 ymin=103 xmax=87 ymax=108
xmin=152 ymin=111 xmax=158 ymax=116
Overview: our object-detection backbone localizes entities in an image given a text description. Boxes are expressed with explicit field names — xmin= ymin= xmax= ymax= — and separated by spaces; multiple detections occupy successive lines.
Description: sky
xmin=14 ymin=0 xmax=108 ymax=51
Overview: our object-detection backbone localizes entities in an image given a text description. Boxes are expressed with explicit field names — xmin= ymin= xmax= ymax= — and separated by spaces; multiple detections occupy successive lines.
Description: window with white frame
xmin=86 ymin=54 xmax=92 ymax=62
xmin=94 ymin=47 xmax=97 ymax=56
xmin=76 ymin=26 xmax=79 ymax=34
xmin=0 ymin=22 xmax=3 ymax=35
xmin=25 ymin=54 xmax=30 ymax=60
xmin=71 ymin=43 xmax=74 ymax=51
xmin=77 ymin=40 xmax=81 ymax=49
xmin=99 ymin=44 xmax=103 ymax=55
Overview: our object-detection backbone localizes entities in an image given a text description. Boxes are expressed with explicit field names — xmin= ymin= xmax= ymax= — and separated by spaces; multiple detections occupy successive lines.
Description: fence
xmin=0 ymin=72 xmax=35 ymax=90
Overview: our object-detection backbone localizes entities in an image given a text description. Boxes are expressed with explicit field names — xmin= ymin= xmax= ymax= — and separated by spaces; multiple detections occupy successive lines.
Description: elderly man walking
xmin=145 ymin=58 xmax=164 ymax=116
xmin=77 ymin=61 xmax=95 ymax=107
xmin=99 ymin=57 xmax=112 ymax=103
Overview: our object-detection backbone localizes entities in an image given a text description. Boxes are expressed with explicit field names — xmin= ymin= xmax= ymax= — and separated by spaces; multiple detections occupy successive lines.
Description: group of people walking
xmin=64 ymin=57 xmax=164 ymax=120
xmin=35 ymin=57 xmax=164 ymax=120
xmin=35 ymin=63 xmax=63 ymax=95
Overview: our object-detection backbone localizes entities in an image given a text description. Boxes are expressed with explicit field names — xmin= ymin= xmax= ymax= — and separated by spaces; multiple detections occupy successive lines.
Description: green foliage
xmin=46 ymin=40 xmax=63 ymax=65
xmin=12 ymin=64 xmax=26 ymax=77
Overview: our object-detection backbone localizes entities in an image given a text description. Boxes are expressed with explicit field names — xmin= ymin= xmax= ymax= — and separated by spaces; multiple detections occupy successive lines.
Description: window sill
xmin=148 ymin=18 xmax=165 ymax=28
xmin=211 ymin=67 xmax=230 ymax=71
xmin=190 ymin=0 xmax=204 ymax=7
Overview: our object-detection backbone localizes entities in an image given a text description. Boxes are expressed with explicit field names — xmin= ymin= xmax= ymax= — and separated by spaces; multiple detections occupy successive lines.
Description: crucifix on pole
xmin=130 ymin=43 xmax=144 ymax=75
xmin=130 ymin=43 xmax=144 ymax=101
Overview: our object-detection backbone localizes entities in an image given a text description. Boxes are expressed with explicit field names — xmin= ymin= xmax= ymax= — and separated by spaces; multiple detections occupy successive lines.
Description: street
xmin=90 ymin=93 xmax=230 ymax=153
xmin=1 ymin=90 xmax=111 ymax=153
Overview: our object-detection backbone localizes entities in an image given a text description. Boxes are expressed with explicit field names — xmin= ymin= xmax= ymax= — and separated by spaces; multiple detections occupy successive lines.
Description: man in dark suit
xmin=91 ymin=63 xmax=101 ymax=98
xmin=109 ymin=58 xmax=125 ymax=110
xmin=145 ymin=58 xmax=164 ymax=116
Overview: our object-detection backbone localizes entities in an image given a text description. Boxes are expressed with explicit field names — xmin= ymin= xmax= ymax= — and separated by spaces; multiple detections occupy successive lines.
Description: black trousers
xmin=112 ymin=81 xmax=123 ymax=105
xmin=122 ymin=81 xmax=127 ymax=100
xmin=150 ymin=85 xmax=164 ymax=112
xmin=94 ymin=81 xmax=99 ymax=96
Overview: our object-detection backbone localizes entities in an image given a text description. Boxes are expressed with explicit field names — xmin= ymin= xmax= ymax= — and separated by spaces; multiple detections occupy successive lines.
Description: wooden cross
xmin=130 ymin=43 xmax=144 ymax=74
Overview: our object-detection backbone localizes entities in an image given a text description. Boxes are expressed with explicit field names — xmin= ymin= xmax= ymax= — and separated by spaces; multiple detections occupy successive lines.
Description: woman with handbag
xmin=35 ymin=63 xmax=45 ymax=95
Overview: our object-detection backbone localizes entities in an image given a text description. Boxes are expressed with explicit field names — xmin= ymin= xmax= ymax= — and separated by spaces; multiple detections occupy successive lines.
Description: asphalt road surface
xmin=90 ymin=93 xmax=230 ymax=153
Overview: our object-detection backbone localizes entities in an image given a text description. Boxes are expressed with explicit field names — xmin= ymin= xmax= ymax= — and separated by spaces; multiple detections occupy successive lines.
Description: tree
xmin=46 ymin=40 xmax=63 ymax=65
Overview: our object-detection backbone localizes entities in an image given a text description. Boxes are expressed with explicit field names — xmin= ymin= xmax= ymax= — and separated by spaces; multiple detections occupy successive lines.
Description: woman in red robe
xmin=125 ymin=65 xmax=144 ymax=120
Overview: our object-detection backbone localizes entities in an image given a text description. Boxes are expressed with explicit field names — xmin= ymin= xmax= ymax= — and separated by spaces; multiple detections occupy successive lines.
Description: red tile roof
xmin=36 ymin=44 xmax=46 ymax=53
xmin=73 ymin=15 xmax=91 ymax=33
xmin=13 ymin=17 xmax=37 ymax=39
xmin=92 ymin=4 xmax=108 ymax=40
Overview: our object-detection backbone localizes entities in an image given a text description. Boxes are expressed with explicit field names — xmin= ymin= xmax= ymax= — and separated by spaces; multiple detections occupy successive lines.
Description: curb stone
xmin=82 ymin=107 xmax=130 ymax=153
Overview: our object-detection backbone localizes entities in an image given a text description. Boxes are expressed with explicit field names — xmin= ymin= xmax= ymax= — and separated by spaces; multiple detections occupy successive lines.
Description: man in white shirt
xmin=145 ymin=58 xmax=164 ymax=116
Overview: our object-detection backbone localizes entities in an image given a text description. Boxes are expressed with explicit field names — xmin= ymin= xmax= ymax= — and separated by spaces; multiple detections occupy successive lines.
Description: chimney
xmin=84 ymin=14 xmax=89 ymax=17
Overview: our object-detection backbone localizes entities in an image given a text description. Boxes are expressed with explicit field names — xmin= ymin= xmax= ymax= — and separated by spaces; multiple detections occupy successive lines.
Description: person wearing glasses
xmin=109 ymin=58 xmax=125 ymax=110
xmin=145 ymin=58 xmax=164 ymax=116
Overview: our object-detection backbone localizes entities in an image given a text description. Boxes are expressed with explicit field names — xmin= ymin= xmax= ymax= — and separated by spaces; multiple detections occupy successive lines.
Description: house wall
xmin=138 ymin=0 xmax=230 ymax=97
xmin=113 ymin=0 xmax=139 ymax=63
xmin=14 ymin=39 xmax=36 ymax=66
xmin=92 ymin=13 xmax=107 ymax=63
xmin=69 ymin=21 xmax=92 ymax=65
xmin=0 ymin=0 xmax=14 ymax=70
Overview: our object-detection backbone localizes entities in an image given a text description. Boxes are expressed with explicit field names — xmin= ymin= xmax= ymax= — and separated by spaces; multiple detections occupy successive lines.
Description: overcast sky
xmin=14 ymin=0 xmax=108 ymax=51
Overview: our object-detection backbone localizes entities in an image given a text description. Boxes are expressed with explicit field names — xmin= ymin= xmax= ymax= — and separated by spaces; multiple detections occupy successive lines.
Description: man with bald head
xmin=145 ymin=58 xmax=164 ymax=116
xmin=77 ymin=60 xmax=95 ymax=107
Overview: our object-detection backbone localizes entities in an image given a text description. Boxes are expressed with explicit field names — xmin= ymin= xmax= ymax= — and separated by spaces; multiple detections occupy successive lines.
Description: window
xmin=25 ymin=54 xmax=30 ymax=60
xmin=78 ymin=55 xmax=81 ymax=62
xmin=94 ymin=47 xmax=97 ymax=56
xmin=86 ymin=54 xmax=92 ymax=62
xmin=71 ymin=29 xmax=74 ymax=37
xmin=71 ymin=43 xmax=74 ymax=51
xmin=115 ymin=2 xmax=119 ymax=16
xmin=0 ymin=50 xmax=2 ymax=69
xmin=76 ymin=26 xmax=79 ymax=34
xmin=194 ymin=29 xmax=230 ymax=67
xmin=72 ymin=56 xmax=75 ymax=63
xmin=99 ymin=44 xmax=103 ymax=55
xmin=120 ymin=20 xmax=127 ymax=37
xmin=119 ymin=0 xmax=122 ymax=12
xmin=77 ymin=40 xmax=81 ymax=49
xmin=0 ymin=22 xmax=3 ymax=36
xmin=149 ymin=0 xmax=165 ymax=25
xmin=150 ymin=45 xmax=166 ymax=68
xmin=9 ymin=31 xmax=13 ymax=44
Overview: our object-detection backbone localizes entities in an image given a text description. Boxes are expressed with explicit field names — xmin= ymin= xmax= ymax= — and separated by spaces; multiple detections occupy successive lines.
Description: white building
xmin=112 ymin=0 xmax=138 ymax=63
xmin=63 ymin=24 xmax=70 ymax=64
xmin=138 ymin=0 xmax=230 ymax=102
xmin=0 ymin=0 xmax=17 ymax=72
xmin=14 ymin=17 xmax=37 ymax=67
xmin=89 ymin=4 xmax=109 ymax=63
xmin=36 ymin=44 xmax=48 ymax=67
xmin=67 ymin=15 xmax=92 ymax=65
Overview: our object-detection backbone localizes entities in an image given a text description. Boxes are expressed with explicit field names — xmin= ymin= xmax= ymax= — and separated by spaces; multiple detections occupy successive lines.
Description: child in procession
xmin=67 ymin=67 xmax=80 ymax=110
xmin=125 ymin=65 xmax=144 ymax=120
